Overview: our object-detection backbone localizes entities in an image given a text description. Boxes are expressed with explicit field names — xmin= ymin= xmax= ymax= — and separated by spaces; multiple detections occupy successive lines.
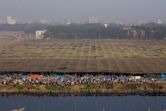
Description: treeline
xmin=131 ymin=23 xmax=166 ymax=40
xmin=45 ymin=24 xmax=127 ymax=39
xmin=0 ymin=24 xmax=48 ymax=34
xmin=0 ymin=23 xmax=166 ymax=40
xmin=45 ymin=23 xmax=166 ymax=40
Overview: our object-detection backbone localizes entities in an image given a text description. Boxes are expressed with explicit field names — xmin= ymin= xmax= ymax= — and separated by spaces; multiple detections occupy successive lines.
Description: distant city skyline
xmin=0 ymin=0 xmax=166 ymax=24
xmin=0 ymin=16 xmax=165 ymax=25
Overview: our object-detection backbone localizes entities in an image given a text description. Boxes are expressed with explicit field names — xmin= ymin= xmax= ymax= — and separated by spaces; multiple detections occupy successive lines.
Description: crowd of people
xmin=0 ymin=73 xmax=162 ymax=86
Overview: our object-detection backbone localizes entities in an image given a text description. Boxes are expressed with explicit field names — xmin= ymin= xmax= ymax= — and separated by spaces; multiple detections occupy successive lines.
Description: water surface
xmin=0 ymin=95 xmax=166 ymax=111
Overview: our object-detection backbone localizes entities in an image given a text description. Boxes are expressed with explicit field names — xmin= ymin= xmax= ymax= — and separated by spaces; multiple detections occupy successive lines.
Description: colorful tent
xmin=30 ymin=74 xmax=42 ymax=79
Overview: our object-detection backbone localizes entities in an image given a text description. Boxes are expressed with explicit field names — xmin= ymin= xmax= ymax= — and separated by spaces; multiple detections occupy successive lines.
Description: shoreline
xmin=1 ymin=83 xmax=166 ymax=96
xmin=1 ymin=91 xmax=166 ymax=97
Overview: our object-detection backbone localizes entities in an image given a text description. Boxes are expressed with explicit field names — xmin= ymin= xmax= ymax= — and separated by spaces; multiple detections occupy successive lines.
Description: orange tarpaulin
xmin=30 ymin=74 xmax=42 ymax=79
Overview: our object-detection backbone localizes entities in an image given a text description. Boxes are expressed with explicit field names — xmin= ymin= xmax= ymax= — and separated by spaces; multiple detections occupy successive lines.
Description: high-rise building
xmin=156 ymin=17 xmax=162 ymax=24
xmin=88 ymin=16 xmax=98 ymax=24
xmin=6 ymin=16 xmax=16 ymax=25
xmin=104 ymin=24 xmax=108 ymax=28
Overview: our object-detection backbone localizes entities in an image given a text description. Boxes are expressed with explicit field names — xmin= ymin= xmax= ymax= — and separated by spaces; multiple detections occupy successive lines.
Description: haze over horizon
xmin=0 ymin=0 xmax=166 ymax=23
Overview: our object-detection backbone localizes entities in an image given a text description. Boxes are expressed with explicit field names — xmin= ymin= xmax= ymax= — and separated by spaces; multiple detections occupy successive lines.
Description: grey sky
xmin=0 ymin=0 xmax=166 ymax=23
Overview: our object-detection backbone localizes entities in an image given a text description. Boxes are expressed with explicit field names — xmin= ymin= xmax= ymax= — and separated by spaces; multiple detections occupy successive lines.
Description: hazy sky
xmin=0 ymin=0 xmax=166 ymax=23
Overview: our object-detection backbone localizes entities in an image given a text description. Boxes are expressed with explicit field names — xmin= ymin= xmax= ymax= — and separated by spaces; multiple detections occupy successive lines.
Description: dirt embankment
xmin=0 ymin=83 xmax=166 ymax=96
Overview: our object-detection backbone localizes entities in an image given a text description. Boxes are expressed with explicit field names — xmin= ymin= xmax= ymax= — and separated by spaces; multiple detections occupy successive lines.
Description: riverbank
xmin=0 ymin=83 xmax=166 ymax=96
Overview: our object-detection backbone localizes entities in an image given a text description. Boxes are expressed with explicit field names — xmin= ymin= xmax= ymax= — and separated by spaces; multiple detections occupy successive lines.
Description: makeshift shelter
xmin=161 ymin=73 xmax=166 ymax=80
xmin=30 ymin=74 xmax=43 ymax=79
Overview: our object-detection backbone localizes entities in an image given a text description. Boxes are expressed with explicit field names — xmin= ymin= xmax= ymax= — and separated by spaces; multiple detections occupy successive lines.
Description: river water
xmin=0 ymin=95 xmax=166 ymax=111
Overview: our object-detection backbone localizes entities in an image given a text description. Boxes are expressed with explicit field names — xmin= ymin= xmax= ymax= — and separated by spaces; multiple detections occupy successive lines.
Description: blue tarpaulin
xmin=161 ymin=72 xmax=166 ymax=80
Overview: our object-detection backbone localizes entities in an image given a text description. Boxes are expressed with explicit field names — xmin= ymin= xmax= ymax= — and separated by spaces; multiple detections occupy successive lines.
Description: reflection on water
xmin=0 ymin=95 xmax=166 ymax=111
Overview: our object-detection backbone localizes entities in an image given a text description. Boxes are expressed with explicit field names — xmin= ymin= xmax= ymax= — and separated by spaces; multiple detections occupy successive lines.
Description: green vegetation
xmin=45 ymin=24 xmax=126 ymax=39
xmin=0 ymin=83 xmax=166 ymax=95
xmin=46 ymin=23 xmax=166 ymax=40
xmin=15 ymin=85 xmax=24 ymax=92
xmin=0 ymin=24 xmax=48 ymax=34
xmin=1 ymin=23 xmax=166 ymax=39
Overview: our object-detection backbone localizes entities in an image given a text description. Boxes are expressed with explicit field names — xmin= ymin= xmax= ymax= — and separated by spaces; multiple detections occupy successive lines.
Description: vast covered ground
xmin=0 ymin=39 xmax=166 ymax=74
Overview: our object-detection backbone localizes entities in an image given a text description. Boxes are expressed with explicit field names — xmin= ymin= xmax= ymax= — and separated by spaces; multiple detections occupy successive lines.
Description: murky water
xmin=0 ymin=95 xmax=166 ymax=111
